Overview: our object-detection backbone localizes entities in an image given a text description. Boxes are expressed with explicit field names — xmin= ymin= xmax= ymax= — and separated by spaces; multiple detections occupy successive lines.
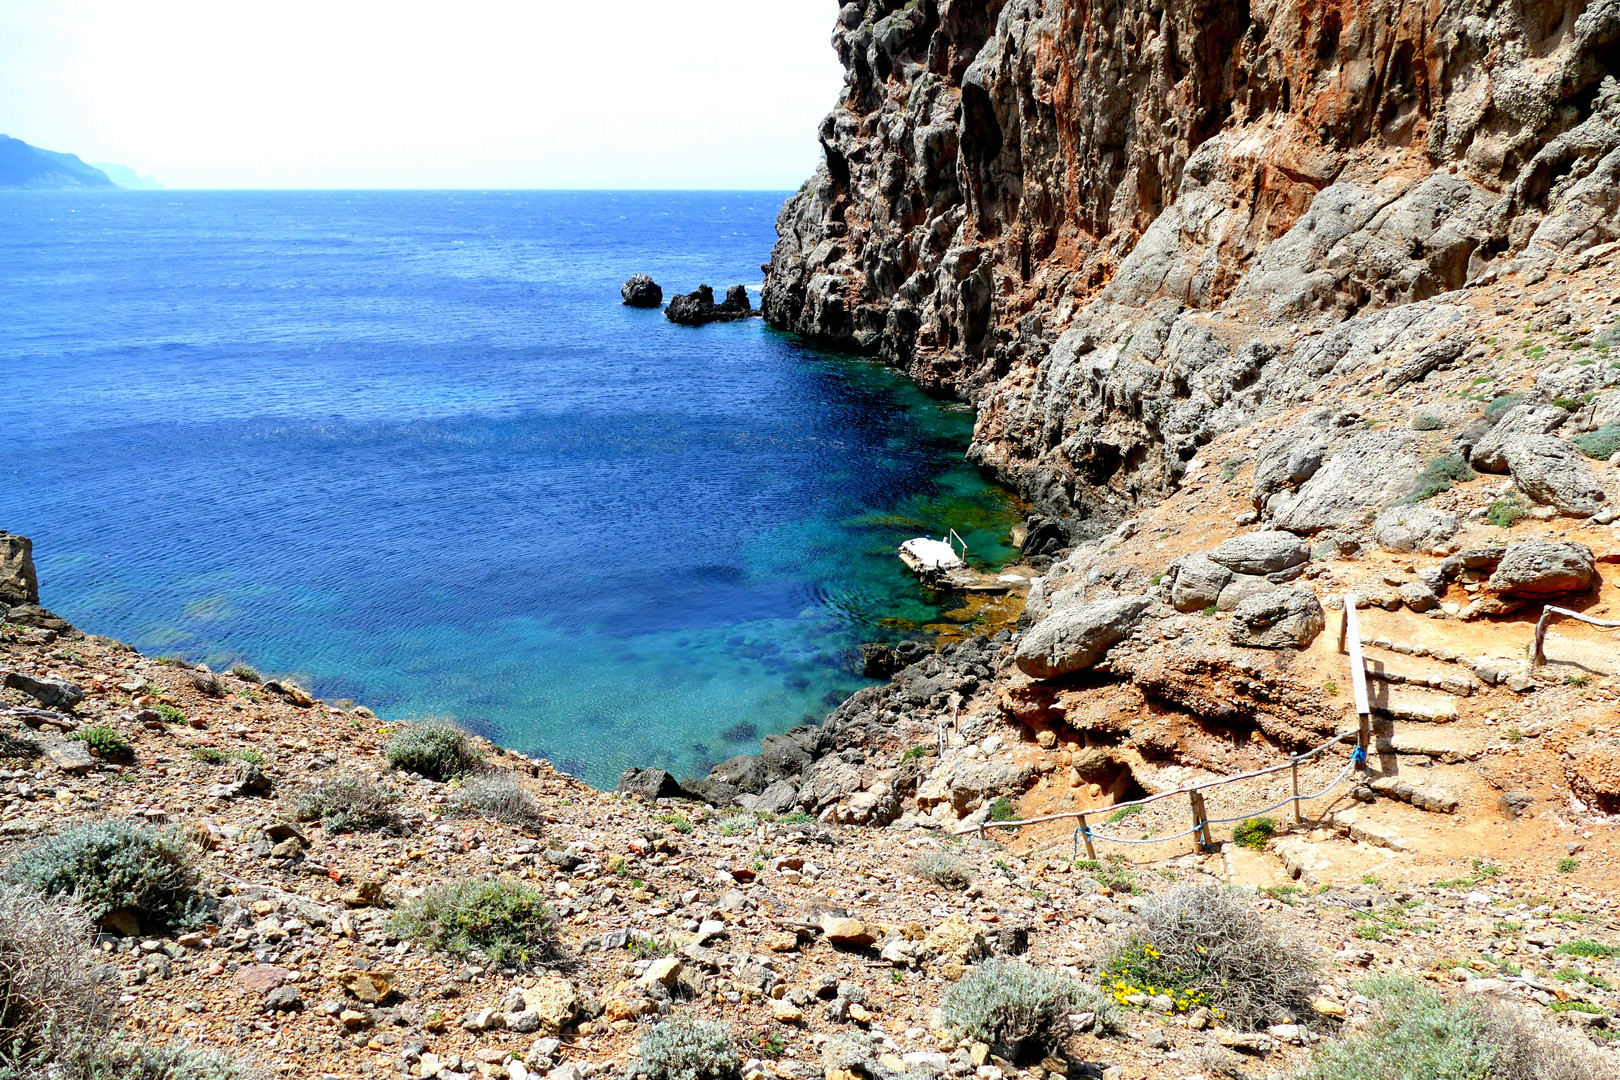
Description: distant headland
xmin=0 ymin=135 xmax=159 ymax=190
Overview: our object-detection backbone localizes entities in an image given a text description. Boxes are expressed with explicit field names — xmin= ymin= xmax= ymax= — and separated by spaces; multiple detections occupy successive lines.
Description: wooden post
xmin=1077 ymin=813 xmax=1096 ymax=860
xmin=1344 ymin=596 xmax=1372 ymax=768
xmin=1189 ymin=791 xmax=1214 ymax=852
xmin=1291 ymin=760 xmax=1303 ymax=824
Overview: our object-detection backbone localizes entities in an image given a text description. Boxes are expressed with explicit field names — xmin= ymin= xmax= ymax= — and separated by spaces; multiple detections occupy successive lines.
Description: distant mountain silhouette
xmin=92 ymin=161 xmax=163 ymax=190
xmin=0 ymin=135 xmax=117 ymax=189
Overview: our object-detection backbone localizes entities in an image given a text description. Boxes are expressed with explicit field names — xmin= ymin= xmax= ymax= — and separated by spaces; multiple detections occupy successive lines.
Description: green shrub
xmin=0 ymin=884 xmax=114 ymax=1074
xmin=628 ymin=1015 xmax=741 ymax=1080
xmin=1552 ymin=396 xmax=1583 ymax=411
xmin=188 ymin=747 xmax=225 ymax=765
xmin=654 ymin=811 xmax=693 ymax=834
xmin=1404 ymin=454 xmax=1475 ymax=503
xmin=229 ymin=749 xmax=266 ymax=766
xmin=1487 ymin=492 xmax=1531 ymax=527
xmin=910 ymin=853 xmax=973 ymax=891
xmin=1412 ymin=414 xmax=1446 ymax=431
xmin=989 ymin=796 xmax=1018 ymax=824
xmin=1557 ymin=856 xmax=1580 ymax=873
xmin=449 ymin=773 xmax=543 ymax=826
xmin=1484 ymin=393 xmax=1530 ymax=420
xmin=390 ymin=877 xmax=559 ymax=969
xmin=385 ymin=720 xmax=481 ymax=780
xmin=70 ymin=727 xmax=134 ymax=764
xmin=1106 ymin=803 xmax=1144 ymax=826
xmin=941 ymin=959 xmax=1118 ymax=1055
xmin=1573 ymin=423 xmax=1620 ymax=460
xmin=1233 ymin=816 xmax=1277 ymax=850
xmin=288 ymin=775 xmax=403 ymax=834
xmin=1102 ymin=885 xmax=1317 ymax=1029
xmin=228 ymin=662 xmax=262 ymax=684
xmin=4 ymin=821 xmax=202 ymax=932
xmin=153 ymin=704 xmax=186 ymax=726
xmin=714 ymin=814 xmax=756 ymax=837
xmin=1556 ymin=939 xmax=1618 ymax=958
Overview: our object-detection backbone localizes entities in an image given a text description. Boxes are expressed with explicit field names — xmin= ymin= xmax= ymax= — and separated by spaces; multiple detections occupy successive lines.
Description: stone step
xmin=1361 ymin=658 xmax=1478 ymax=696
xmin=1369 ymin=685 xmax=1459 ymax=723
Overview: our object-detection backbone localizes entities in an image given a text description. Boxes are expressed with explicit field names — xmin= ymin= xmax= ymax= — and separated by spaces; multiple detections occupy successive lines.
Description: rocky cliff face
xmin=765 ymin=0 xmax=1620 ymax=535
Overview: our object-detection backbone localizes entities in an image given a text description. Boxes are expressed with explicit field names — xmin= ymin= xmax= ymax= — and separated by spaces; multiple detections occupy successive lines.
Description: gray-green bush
xmin=4 ymin=821 xmax=202 ymax=932
xmin=1293 ymin=977 xmax=1615 ymax=1080
xmin=50 ymin=1040 xmax=263 ymax=1080
xmin=385 ymin=720 xmax=482 ymax=780
xmin=390 ymin=877 xmax=559 ymax=970
xmin=909 ymin=852 xmax=973 ymax=891
xmin=1103 ymin=885 xmax=1317 ymax=1030
xmin=628 ymin=1015 xmax=741 ymax=1080
xmin=1573 ymin=423 xmax=1620 ymax=460
xmin=941 ymin=959 xmax=1118 ymax=1056
xmin=448 ymin=772 xmax=543 ymax=826
xmin=287 ymin=775 xmax=403 ymax=834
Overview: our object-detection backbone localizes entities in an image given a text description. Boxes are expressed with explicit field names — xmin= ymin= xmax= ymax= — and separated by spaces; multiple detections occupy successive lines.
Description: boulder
xmin=620 ymin=274 xmax=663 ymax=308
xmin=1371 ymin=505 xmax=1459 ymax=554
xmin=614 ymin=767 xmax=687 ymax=801
xmin=1228 ymin=588 xmax=1325 ymax=649
xmin=1207 ymin=532 xmax=1311 ymax=575
xmin=1469 ymin=404 xmax=1568 ymax=472
xmin=1251 ymin=429 xmax=1329 ymax=507
xmin=1272 ymin=432 xmax=1427 ymax=533
xmin=1216 ymin=573 xmax=1279 ymax=612
xmin=2 ymin=672 xmax=83 ymax=710
xmin=760 ymin=733 xmax=811 ymax=777
xmin=1168 ymin=554 xmax=1232 ymax=612
xmin=1488 ymin=539 xmax=1597 ymax=597
xmin=44 ymin=739 xmax=95 ymax=774
xmin=708 ymin=754 xmax=768 ymax=795
xmin=665 ymin=284 xmax=755 ymax=326
xmin=1013 ymin=595 xmax=1152 ymax=679
xmin=748 ymin=779 xmax=801 ymax=815
xmin=923 ymin=915 xmax=987 ymax=963
xmin=0 ymin=605 xmax=76 ymax=635
xmin=519 ymin=976 xmax=578 ymax=1034
xmin=0 ymin=533 xmax=37 ymax=606
xmin=1501 ymin=435 xmax=1607 ymax=516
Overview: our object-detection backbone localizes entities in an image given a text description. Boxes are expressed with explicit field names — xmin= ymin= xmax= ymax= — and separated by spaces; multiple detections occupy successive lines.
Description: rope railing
xmin=1532 ymin=604 xmax=1620 ymax=668
xmin=955 ymin=591 xmax=1377 ymax=858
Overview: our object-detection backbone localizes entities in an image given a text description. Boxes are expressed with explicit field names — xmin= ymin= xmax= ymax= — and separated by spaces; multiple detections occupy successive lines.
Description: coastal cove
xmin=0 ymin=189 xmax=1019 ymax=788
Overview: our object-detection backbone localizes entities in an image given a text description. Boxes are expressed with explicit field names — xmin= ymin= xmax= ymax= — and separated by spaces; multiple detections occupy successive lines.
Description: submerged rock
xmin=620 ymin=274 xmax=663 ymax=308
xmin=666 ymin=284 xmax=755 ymax=326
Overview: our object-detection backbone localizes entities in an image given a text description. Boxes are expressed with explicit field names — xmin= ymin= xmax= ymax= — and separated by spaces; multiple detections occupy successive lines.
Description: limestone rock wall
xmin=765 ymin=0 xmax=1620 ymax=533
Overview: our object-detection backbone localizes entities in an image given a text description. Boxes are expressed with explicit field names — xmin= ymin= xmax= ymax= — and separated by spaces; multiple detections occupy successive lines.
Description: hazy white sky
xmin=0 ymin=0 xmax=847 ymax=189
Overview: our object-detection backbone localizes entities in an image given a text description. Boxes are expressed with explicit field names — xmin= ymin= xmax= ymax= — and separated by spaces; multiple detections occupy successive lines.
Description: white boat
xmin=898 ymin=536 xmax=964 ymax=573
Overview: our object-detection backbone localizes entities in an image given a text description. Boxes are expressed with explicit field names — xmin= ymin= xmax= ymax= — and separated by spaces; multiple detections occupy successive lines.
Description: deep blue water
xmin=0 ymin=191 xmax=1018 ymax=787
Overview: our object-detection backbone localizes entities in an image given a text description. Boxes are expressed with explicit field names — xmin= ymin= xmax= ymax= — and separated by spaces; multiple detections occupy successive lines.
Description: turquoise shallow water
xmin=0 ymin=190 xmax=1019 ymax=786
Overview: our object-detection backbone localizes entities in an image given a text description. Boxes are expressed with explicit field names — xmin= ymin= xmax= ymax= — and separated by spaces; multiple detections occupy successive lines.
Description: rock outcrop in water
xmin=764 ymin=0 xmax=1620 ymax=538
xmin=620 ymin=274 xmax=664 ymax=308
xmin=665 ymin=283 xmax=757 ymax=325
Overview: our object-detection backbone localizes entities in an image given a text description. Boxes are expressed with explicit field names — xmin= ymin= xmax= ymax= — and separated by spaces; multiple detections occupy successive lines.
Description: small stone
xmin=1311 ymin=997 xmax=1346 ymax=1019
xmin=336 ymin=968 xmax=395 ymax=1004
xmin=339 ymin=1008 xmax=368 ymax=1029
xmin=821 ymin=918 xmax=876 ymax=947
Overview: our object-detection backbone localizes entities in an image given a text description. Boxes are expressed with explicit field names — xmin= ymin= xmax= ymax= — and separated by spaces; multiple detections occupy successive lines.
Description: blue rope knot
xmin=1352 ymin=745 xmax=1368 ymax=765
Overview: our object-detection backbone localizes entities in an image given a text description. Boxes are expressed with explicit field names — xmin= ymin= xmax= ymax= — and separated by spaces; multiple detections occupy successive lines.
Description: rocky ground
xmin=4 ymin=293 xmax=1620 ymax=1077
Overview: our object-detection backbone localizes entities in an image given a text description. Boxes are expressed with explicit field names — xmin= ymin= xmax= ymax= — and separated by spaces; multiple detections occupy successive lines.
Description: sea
xmin=0 ymin=190 xmax=1019 ymax=788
